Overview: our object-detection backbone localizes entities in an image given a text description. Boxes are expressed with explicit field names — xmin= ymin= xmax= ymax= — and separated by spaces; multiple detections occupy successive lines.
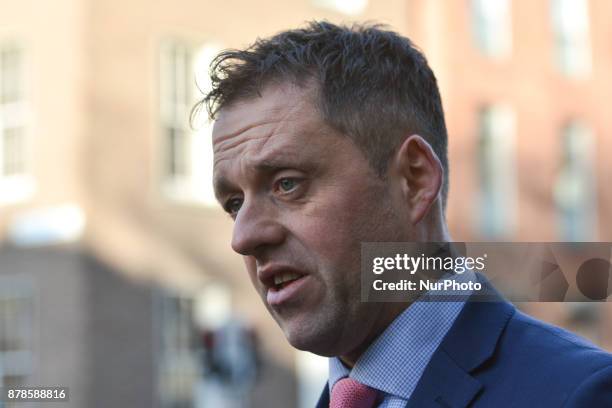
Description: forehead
xmin=212 ymin=82 xmax=319 ymax=147
xmin=217 ymin=80 xmax=313 ymax=120
xmin=211 ymin=83 xmax=331 ymax=181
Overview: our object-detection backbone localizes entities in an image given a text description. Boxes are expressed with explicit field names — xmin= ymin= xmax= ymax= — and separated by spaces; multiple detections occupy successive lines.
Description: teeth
xmin=274 ymin=272 xmax=301 ymax=286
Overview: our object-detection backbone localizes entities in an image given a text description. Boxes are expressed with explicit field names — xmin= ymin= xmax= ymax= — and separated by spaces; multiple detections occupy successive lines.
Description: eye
xmin=276 ymin=177 xmax=300 ymax=194
xmin=224 ymin=197 xmax=243 ymax=216
xmin=277 ymin=178 xmax=299 ymax=193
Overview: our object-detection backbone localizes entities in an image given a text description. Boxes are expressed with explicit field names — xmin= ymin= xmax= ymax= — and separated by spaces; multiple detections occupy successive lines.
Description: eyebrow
xmin=213 ymin=177 xmax=235 ymax=202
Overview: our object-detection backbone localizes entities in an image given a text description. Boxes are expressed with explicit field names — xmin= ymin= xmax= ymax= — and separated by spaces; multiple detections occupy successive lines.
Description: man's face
xmin=212 ymin=83 xmax=410 ymax=357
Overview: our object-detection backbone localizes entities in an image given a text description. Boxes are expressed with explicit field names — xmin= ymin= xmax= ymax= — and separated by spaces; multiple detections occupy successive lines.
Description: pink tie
xmin=330 ymin=377 xmax=379 ymax=408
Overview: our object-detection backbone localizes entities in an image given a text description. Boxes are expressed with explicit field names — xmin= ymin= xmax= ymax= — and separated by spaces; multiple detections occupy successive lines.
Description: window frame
xmin=550 ymin=0 xmax=592 ymax=77
xmin=554 ymin=120 xmax=597 ymax=241
xmin=0 ymin=276 xmax=35 ymax=383
xmin=476 ymin=104 xmax=517 ymax=238
xmin=158 ymin=38 xmax=221 ymax=206
xmin=471 ymin=0 xmax=513 ymax=58
xmin=0 ymin=42 xmax=34 ymax=205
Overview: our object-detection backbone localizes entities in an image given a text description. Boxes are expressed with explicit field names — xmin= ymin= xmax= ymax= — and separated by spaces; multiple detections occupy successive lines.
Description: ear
xmin=391 ymin=134 xmax=443 ymax=224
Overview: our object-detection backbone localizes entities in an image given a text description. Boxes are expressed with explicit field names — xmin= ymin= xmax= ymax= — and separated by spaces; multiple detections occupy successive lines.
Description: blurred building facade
xmin=0 ymin=0 xmax=611 ymax=407
xmin=406 ymin=0 xmax=612 ymax=350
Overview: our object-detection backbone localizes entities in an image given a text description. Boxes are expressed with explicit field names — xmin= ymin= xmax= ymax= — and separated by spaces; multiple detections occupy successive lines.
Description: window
xmin=156 ymin=293 xmax=200 ymax=408
xmin=551 ymin=0 xmax=591 ymax=77
xmin=312 ymin=0 xmax=368 ymax=15
xmin=554 ymin=121 xmax=596 ymax=241
xmin=471 ymin=0 xmax=512 ymax=58
xmin=160 ymin=40 xmax=220 ymax=205
xmin=477 ymin=105 xmax=517 ymax=238
xmin=0 ymin=277 xmax=34 ymax=398
xmin=0 ymin=44 xmax=33 ymax=204
xmin=156 ymin=285 xmax=262 ymax=408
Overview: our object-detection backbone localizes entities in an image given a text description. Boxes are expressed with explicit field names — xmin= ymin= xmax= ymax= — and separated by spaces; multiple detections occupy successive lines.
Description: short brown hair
xmin=195 ymin=21 xmax=449 ymax=206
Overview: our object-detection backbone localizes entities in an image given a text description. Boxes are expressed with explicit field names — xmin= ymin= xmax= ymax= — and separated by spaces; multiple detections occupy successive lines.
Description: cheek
xmin=286 ymin=178 xmax=395 ymax=282
xmin=320 ymin=185 xmax=388 ymax=239
xmin=296 ymin=197 xmax=375 ymax=272
xmin=243 ymin=256 xmax=259 ymax=288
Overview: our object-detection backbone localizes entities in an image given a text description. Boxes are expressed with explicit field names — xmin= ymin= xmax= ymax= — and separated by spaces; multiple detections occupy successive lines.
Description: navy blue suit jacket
xmin=316 ymin=281 xmax=612 ymax=407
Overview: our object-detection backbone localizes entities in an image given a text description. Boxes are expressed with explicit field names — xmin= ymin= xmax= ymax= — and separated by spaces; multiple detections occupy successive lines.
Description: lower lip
xmin=266 ymin=275 xmax=310 ymax=306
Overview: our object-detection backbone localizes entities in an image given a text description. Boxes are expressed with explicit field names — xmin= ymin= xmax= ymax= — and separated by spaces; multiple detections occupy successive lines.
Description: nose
xmin=231 ymin=198 xmax=286 ymax=257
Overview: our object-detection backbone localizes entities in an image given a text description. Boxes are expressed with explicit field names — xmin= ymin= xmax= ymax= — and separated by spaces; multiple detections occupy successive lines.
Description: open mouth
xmin=271 ymin=271 xmax=304 ymax=291
xmin=264 ymin=268 xmax=310 ymax=306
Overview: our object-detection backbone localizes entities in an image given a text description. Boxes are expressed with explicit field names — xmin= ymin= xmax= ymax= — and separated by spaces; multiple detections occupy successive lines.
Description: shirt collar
xmin=328 ymin=270 xmax=474 ymax=400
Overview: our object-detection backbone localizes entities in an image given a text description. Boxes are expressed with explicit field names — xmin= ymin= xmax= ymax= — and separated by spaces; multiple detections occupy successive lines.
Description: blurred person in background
xmin=199 ymin=21 xmax=612 ymax=407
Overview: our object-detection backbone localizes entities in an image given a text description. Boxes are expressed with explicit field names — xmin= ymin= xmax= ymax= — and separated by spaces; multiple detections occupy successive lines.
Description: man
xmin=201 ymin=22 xmax=612 ymax=407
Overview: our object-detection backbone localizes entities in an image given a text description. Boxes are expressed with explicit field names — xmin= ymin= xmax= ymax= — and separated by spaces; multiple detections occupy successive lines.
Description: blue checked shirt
xmin=328 ymin=270 xmax=474 ymax=407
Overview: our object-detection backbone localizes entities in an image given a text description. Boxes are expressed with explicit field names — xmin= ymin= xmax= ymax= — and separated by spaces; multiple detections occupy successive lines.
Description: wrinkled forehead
xmin=210 ymin=83 xmax=337 ymax=197
xmin=212 ymin=82 xmax=319 ymax=145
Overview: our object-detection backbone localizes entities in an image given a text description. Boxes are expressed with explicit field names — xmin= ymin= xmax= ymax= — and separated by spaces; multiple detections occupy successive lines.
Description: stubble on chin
xmin=276 ymin=287 xmax=378 ymax=358
xmin=279 ymin=299 xmax=348 ymax=356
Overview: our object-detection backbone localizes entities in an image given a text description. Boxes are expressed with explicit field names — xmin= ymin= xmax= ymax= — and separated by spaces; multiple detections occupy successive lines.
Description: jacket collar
xmin=316 ymin=383 xmax=329 ymax=408
xmin=317 ymin=275 xmax=515 ymax=408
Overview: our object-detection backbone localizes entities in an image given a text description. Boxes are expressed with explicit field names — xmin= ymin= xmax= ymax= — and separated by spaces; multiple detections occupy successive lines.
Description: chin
xmin=280 ymin=318 xmax=347 ymax=357
xmin=286 ymin=335 xmax=336 ymax=357
xmin=281 ymin=321 xmax=317 ymax=349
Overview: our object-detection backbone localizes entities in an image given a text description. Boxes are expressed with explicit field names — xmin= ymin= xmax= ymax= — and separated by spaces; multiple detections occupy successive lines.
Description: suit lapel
xmin=408 ymin=277 xmax=515 ymax=407
xmin=407 ymin=349 xmax=483 ymax=408
xmin=315 ymin=276 xmax=515 ymax=408
xmin=316 ymin=383 xmax=329 ymax=408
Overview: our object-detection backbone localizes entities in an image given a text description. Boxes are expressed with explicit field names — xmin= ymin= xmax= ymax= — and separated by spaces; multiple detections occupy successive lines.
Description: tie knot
xmin=330 ymin=377 xmax=378 ymax=408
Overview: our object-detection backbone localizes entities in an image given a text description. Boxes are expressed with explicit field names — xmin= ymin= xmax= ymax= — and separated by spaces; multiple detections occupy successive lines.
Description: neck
xmin=339 ymin=212 xmax=451 ymax=367
xmin=338 ymin=301 xmax=411 ymax=367
xmin=419 ymin=206 xmax=451 ymax=242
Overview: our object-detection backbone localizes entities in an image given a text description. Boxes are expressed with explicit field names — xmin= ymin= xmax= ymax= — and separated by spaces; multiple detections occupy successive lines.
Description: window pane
xmin=1 ymin=47 xmax=23 ymax=104
xmin=160 ymin=41 xmax=222 ymax=205
xmin=477 ymin=105 xmax=516 ymax=238
xmin=160 ymin=41 xmax=221 ymax=205
xmin=157 ymin=293 xmax=199 ymax=408
xmin=551 ymin=0 xmax=591 ymax=76
xmin=0 ymin=278 xmax=34 ymax=383
xmin=183 ymin=51 xmax=193 ymax=110
xmin=1 ymin=46 xmax=27 ymax=180
xmin=161 ymin=42 xmax=193 ymax=184
xmin=2 ymin=127 xmax=25 ymax=176
xmin=0 ymin=296 xmax=31 ymax=351
xmin=167 ymin=127 xmax=188 ymax=178
xmin=471 ymin=0 xmax=512 ymax=58
xmin=554 ymin=121 xmax=596 ymax=240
